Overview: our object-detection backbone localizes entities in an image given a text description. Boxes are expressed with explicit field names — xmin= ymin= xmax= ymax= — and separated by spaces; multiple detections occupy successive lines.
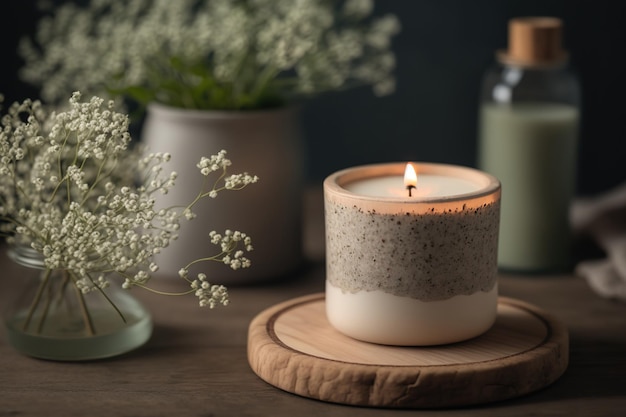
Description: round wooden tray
xmin=247 ymin=293 xmax=569 ymax=409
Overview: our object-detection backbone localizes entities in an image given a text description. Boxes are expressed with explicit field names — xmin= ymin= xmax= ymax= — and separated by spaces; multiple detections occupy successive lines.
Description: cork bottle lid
xmin=497 ymin=17 xmax=568 ymax=67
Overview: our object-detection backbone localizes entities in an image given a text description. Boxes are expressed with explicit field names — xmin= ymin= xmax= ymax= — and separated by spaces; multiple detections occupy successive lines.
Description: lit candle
xmin=324 ymin=162 xmax=501 ymax=346
xmin=404 ymin=163 xmax=417 ymax=196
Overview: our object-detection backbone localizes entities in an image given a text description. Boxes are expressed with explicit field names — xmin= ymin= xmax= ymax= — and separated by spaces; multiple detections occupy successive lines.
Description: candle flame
xmin=404 ymin=163 xmax=417 ymax=188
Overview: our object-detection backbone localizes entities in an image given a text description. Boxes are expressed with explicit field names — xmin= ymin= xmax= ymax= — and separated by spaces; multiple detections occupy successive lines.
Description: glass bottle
xmin=3 ymin=245 xmax=153 ymax=361
xmin=477 ymin=17 xmax=581 ymax=273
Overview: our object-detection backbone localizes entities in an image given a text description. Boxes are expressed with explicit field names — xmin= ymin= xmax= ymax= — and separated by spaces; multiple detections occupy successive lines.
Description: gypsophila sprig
xmin=0 ymin=92 xmax=259 ymax=328
xmin=19 ymin=0 xmax=401 ymax=112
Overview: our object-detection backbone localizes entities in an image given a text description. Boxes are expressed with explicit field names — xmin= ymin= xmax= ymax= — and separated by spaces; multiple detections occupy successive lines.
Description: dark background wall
xmin=2 ymin=0 xmax=625 ymax=197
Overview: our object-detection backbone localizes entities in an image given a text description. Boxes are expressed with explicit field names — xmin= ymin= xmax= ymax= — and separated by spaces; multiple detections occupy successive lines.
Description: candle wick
xmin=406 ymin=185 xmax=416 ymax=197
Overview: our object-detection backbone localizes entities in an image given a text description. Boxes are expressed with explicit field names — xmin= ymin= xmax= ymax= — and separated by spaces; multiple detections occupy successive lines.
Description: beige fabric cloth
xmin=571 ymin=182 xmax=626 ymax=302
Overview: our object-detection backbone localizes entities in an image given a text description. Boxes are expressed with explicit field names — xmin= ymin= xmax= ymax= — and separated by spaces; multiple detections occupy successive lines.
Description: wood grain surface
xmin=2 ymin=187 xmax=626 ymax=417
xmin=247 ymin=293 xmax=569 ymax=409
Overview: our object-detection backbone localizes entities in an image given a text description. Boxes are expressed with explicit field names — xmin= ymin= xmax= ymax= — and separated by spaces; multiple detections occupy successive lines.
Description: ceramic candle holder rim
xmin=324 ymin=162 xmax=501 ymax=204
xmin=146 ymin=102 xmax=301 ymax=121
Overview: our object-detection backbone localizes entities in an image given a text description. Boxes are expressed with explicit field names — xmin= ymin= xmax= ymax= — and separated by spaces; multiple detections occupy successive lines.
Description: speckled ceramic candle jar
xmin=324 ymin=162 xmax=501 ymax=346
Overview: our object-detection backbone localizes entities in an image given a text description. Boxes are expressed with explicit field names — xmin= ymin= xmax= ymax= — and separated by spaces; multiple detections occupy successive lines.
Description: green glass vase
xmin=3 ymin=246 xmax=153 ymax=361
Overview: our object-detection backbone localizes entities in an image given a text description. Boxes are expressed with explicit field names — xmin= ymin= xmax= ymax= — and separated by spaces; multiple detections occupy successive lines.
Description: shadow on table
xmin=487 ymin=334 xmax=626 ymax=408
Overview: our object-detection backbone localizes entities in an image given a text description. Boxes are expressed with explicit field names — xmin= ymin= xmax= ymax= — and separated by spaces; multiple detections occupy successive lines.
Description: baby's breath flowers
xmin=0 ymin=92 xmax=258 ymax=328
xmin=19 ymin=0 xmax=401 ymax=112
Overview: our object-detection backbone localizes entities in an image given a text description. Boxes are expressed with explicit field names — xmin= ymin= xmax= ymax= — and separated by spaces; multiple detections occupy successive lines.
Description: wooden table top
xmin=1 ymin=188 xmax=625 ymax=416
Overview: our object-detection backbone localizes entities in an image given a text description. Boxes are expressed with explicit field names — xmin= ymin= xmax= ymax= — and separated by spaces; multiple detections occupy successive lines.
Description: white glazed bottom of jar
xmin=326 ymin=281 xmax=498 ymax=346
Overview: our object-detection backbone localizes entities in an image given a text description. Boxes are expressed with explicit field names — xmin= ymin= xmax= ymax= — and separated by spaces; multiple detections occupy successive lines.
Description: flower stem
xmin=74 ymin=280 xmax=96 ymax=336
xmin=22 ymin=269 xmax=52 ymax=332
xmin=91 ymin=276 xmax=127 ymax=324
xmin=250 ymin=65 xmax=279 ymax=104
xmin=36 ymin=274 xmax=56 ymax=334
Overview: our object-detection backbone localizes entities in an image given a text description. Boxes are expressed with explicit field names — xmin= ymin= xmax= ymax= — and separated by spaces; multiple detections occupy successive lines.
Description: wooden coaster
xmin=247 ymin=293 xmax=569 ymax=409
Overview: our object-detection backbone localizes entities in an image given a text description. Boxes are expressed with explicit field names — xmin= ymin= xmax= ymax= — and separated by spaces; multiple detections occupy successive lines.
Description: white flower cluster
xmin=0 ymin=92 xmax=257 ymax=308
xmin=19 ymin=0 xmax=401 ymax=110
xmin=190 ymin=274 xmax=229 ymax=309
xmin=197 ymin=150 xmax=231 ymax=176
xmin=178 ymin=230 xmax=253 ymax=278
